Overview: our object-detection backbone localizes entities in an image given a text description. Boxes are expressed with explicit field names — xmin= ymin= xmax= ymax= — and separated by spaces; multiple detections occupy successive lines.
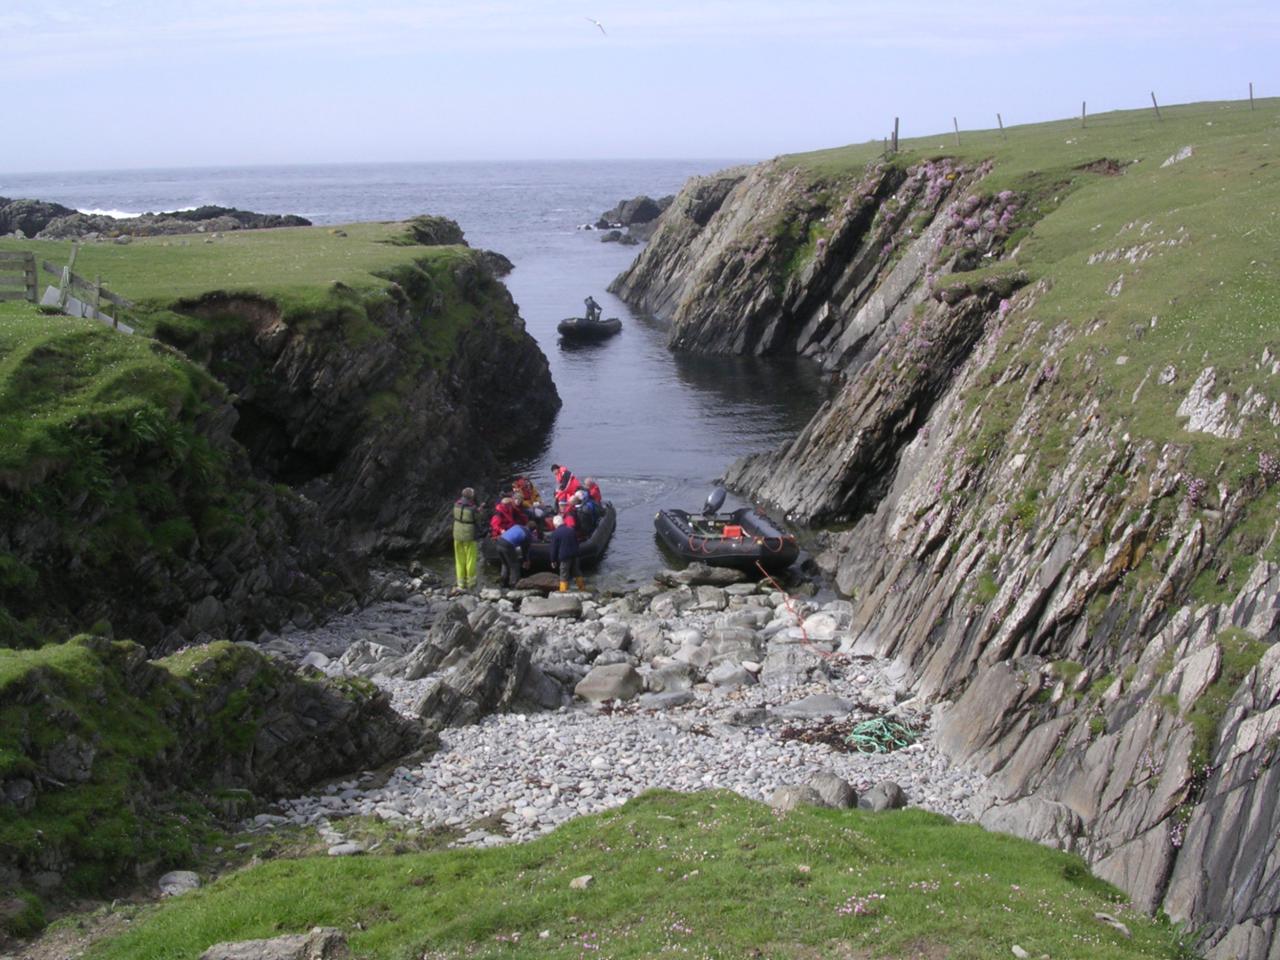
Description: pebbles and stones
xmin=252 ymin=575 xmax=986 ymax=849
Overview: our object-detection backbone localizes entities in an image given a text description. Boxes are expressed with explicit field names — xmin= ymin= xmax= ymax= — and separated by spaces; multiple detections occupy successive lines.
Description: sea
xmin=0 ymin=161 xmax=830 ymax=581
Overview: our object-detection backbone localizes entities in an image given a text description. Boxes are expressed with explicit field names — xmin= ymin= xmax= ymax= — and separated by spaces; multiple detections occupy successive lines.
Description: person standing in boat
xmin=550 ymin=514 xmax=584 ymax=592
xmin=551 ymin=464 xmax=581 ymax=504
xmin=451 ymin=487 xmax=480 ymax=593
xmin=583 ymin=476 xmax=603 ymax=505
xmin=584 ymin=295 xmax=601 ymax=323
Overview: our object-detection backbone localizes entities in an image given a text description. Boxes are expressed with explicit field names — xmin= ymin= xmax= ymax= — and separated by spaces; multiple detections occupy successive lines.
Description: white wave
xmin=75 ymin=204 xmax=202 ymax=220
xmin=77 ymin=208 xmax=144 ymax=219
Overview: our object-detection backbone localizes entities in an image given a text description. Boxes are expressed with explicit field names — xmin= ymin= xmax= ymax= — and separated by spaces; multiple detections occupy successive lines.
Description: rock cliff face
xmin=0 ymin=635 xmax=424 ymax=908
xmin=614 ymin=151 xmax=1280 ymax=956
xmin=168 ymin=248 xmax=559 ymax=554
xmin=0 ymin=228 xmax=558 ymax=651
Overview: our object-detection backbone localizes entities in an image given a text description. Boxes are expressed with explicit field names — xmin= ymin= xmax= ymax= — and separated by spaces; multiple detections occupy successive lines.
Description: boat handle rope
xmin=754 ymin=560 xmax=840 ymax=662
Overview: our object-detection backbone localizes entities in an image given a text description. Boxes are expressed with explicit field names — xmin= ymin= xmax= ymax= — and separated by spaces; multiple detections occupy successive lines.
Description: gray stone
xmin=770 ymin=785 xmax=825 ymax=813
xmin=808 ymin=772 xmax=857 ymax=809
xmin=200 ymin=926 xmax=350 ymax=960
xmin=638 ymin=690 xmax=696 ymax=710
xmin=859 ymin=781 xmax=908 ymax=812
xmin=707 ymin=662 xmax=756 ymax=689
xmin=569 ymin=874 xmax=594 ymax=889
xmin=575 ymin=664 xmax=643 ymax=702
xmin=158 ymin=870 xmax=201 ymax=897
xmin=326 ymin=842 xmax=365 ymax=857
xmin=520 ymin=595 xmax=583 ymax=618
xmin=772 ymin=694 xmax=855 ymax=720
xmin=655 ymin=563 xmax=746 ymax=587
xmin=695 ymin=586 xmax=728 ymax=610
xmin=647 ymin=662 xmax=695 ymax=693
xmin=595 ymin=622 xmax=631 ymax=651
xmin=726 ymin=706 xmax=767 ymax=726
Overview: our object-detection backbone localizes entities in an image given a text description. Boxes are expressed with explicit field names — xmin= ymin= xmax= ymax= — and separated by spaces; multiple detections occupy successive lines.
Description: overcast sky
xmin=3 ymin=0 xmax=1275 ymax=173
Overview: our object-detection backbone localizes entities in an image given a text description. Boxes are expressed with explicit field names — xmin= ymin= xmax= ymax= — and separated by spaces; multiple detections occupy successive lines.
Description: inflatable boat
xmin=557 ymin=316 xmax=622 ymax=341
xmin=481 ymin=501 xmax=617 ymax=572
xmin=653 ymin=488 xmax=799 ymax=574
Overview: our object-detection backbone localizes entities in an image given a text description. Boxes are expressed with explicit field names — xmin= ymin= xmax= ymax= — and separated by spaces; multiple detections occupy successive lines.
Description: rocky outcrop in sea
xmin=0 ymin=197 xmax=311 ymax=239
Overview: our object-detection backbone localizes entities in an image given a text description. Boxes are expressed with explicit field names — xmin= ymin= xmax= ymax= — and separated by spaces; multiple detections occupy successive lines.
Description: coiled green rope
xmin=845 ymin=718 xmax=917 ymax=754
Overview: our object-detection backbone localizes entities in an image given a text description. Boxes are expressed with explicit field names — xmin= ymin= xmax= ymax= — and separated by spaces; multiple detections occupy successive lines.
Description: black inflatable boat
xmin=653 ymin=488 xmax=798 ymax=574
xmin=557 ymin=316 xmax=622 ymax=341
xmin=481 ymin=501 xmax=617 ymax=572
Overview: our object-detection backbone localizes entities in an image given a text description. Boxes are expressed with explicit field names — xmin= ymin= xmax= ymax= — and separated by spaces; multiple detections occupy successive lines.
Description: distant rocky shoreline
xmin=585 ymin=193 xmax=674 ymax=245
xmin=0 ymin=196 xmax=311 ymax=240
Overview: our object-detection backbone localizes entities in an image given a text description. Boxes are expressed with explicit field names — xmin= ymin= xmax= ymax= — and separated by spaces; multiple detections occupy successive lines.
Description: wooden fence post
xmin=25 ymin=253 xmax=36 ymax=302
xmin=892 ymin=117 xmax=899 ymax=154
xmin=1250 ymin=82 xmax=1255 ymax=110
xmin=1081 ymin=101 xmax=1087 ymax=128
xmin=57 ymin=243 xmax=80 ymax=312
xmin=1151 ymin=92 xmax=1162 ymax=120
xmin=952 ymin=117 xmax=961 ymax=146
xmin=997 ymin=113 xmax=1006 ymax=140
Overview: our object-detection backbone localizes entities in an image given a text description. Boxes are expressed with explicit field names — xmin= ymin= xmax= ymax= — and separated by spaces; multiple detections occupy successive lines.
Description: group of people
xmin=450 ymin=464 xmax=606 ymax=594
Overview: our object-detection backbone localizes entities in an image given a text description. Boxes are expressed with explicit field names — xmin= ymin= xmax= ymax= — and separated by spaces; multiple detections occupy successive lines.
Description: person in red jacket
xmin=551 ymin=463 xmax=581 ymax=504
xmin=583 ymin=476 xmax=603 ymax=504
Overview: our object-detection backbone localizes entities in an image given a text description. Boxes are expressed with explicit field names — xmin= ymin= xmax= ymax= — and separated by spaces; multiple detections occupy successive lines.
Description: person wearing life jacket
xmin=551 ymin=464 xmax=581 ymax=504
xmin=583 ymin=476 xmax=603 ymax=505
xmin=451 ymin=487 xmax=480 ymax=593
xmin=573 ymin=490 xmax=598 ymax=540
xmin=549 ymin=514 xmax=584 ymax=592
xmin=511 ymin=475 xmax=541 ymax=508
xmin=490 ymin=497 xmax=526 ymax=537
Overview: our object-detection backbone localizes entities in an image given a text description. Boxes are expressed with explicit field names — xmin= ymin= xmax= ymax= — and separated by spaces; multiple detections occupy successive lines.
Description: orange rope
xmin=755 ymin=560 xmax=840 ymax=661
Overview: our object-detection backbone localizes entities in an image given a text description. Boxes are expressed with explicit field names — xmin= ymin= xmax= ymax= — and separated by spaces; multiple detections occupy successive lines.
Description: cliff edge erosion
xmin=614 ymin=101 xmax=1280 ymax=957
xmin=0 ymin=215 xmax=559 ymax=651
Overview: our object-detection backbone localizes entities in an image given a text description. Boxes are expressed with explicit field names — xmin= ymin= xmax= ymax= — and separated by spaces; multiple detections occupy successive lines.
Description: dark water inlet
xmin=1 ymin=160 xmax=830 ymax=579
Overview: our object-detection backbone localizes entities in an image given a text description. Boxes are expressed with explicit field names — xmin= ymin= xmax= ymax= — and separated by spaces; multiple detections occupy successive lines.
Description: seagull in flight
xmin=585 ymin=16 xmax=607 ymax=35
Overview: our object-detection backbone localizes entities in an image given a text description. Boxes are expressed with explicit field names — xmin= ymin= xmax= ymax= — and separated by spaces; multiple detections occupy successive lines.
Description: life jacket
xmin=489 ymin=513 xmax=504 ymax=539
xmin=453 ymin=499 xmax=478 ymax=542
xmin=513 ymin=477 xmax=540 ymax=506
xmin=493 ymin=500 xmax=525 ymax=534
xmin=586 ymin=481 xmax=602 ymax=504
xmin=555 ymin=472 xmax=581 ymax=503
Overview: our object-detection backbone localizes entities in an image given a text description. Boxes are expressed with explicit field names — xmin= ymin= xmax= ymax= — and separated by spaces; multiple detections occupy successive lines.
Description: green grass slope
xmin=83 ymin=791 xmax=1191 ymax=960
xmin=793 ymin=98 xmax=1280 ymax=596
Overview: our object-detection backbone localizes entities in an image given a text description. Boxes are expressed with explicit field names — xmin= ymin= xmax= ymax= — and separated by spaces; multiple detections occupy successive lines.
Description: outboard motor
xmin=702 ymin=485 xmax=727 ymax=517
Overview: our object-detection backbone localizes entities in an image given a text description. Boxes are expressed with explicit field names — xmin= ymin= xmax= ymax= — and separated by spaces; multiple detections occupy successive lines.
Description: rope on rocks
xmin=754 ymin=561 xmax=840 ymax=661
xmin=845 ymin=717 xmax=917 ymax=754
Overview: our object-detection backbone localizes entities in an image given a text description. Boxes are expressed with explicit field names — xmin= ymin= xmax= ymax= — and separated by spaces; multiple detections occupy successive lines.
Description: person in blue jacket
xmin=496 ymin=522 xmax=533 ymax=588
xmin=549 ymin=514 xmax=584 ymax=592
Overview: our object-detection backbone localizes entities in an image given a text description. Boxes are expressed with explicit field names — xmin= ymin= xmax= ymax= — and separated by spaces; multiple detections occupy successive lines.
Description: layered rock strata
xmin=613 ymin=154 xmax=1280 ymax=956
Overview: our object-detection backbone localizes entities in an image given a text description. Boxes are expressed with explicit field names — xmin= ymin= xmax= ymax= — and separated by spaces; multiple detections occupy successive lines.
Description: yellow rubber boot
xmin=559 ymin=581 xmax=569 ymax=592
xmin=576 ymin=577 xmax=586 ymax=591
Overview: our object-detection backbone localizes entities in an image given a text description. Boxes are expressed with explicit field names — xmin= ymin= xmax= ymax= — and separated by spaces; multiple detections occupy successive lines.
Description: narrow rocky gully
xmin=250 ymin=566 xmax=986 ymax=852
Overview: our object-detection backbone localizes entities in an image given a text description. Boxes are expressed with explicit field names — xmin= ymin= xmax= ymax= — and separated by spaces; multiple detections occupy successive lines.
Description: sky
xmin=2 ymin=0 xmax=1276 ymax=173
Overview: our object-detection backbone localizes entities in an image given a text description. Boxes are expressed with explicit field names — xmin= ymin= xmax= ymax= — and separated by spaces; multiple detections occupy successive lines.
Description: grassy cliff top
xmin=788 ymin=100 xmax=1280 ymax=545
xmin=0 ymin=302 xmax=214 ymax=477
xmin=82 ymin=789 xmax=1190 ymax=960
xmin=0 ymin=218 xmax=472 ymax=314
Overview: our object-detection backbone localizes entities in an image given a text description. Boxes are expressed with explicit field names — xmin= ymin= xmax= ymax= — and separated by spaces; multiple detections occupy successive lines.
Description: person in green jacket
xmin=452 ymin=487 xmax=479 ymax=592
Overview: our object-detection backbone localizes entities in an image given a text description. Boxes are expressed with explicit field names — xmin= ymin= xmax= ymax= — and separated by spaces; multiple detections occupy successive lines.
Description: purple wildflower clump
xmin=1260 ymin=451 xmax=1280 ymax=485
xmin=1185 ymin=476 xmax=1208 ymax=507
xmin=962 ymin=216 xmax=980 ymax=234
xmin=836 ymin=892 xmax=886 ymax=917
xmin=998 ymin=298 xmax=1012 ymax=319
